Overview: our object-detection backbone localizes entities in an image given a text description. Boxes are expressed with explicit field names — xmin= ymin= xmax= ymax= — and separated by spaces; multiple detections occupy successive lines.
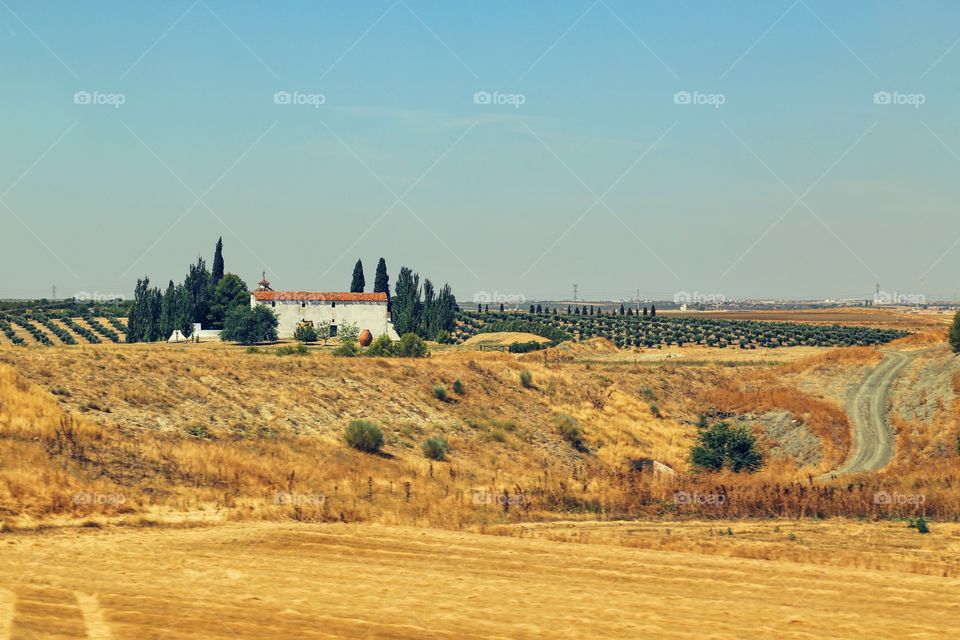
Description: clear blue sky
xmin=1 ymin=0 xmax=958 ymax=301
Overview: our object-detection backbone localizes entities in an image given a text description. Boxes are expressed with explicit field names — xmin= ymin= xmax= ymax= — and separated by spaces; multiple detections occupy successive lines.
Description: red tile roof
xmin=252 ymin=291 xmax=388 ymax=303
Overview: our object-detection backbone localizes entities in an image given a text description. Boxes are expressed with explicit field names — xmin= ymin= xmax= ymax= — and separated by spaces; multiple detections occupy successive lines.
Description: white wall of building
xmin=251 ymin=296 xmax=398 ymax=339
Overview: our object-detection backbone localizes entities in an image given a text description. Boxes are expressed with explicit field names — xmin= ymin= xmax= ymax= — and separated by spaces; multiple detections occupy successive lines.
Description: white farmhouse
xmin=250 ymin=276 xmax=399 ymax=340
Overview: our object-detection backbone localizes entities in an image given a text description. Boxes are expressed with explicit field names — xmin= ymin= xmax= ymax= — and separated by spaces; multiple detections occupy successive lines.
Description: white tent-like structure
xmin=167 ymin=330 xmax=188 ymax=343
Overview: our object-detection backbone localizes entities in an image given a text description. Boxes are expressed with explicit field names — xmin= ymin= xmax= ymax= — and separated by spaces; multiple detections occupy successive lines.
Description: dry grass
xmin=1 ymin=341 xmax=958 ymax=529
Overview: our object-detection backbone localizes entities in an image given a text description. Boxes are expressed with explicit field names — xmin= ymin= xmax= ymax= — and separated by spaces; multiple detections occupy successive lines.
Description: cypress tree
xmin=643 ymin=307 xmax=648 ymax=317
xmin=619 ymin=303 xmax=625 ymax=315
xmin=350 ymin=259 xmax=366 ymax=293
xmin=567 ymin=305 xmax=571 ymax=314
xmin=373 ymin=258 xmax=389 ymax=294
xmin=651 ymin=304 xmax=657 ymax=317
xmin=499 ymin=303 xmax=504 ymax=312
xmin=211 ymin=237 xmax=224 ymax=286
xmin=160 ymin=280 xmax=177 ymax=339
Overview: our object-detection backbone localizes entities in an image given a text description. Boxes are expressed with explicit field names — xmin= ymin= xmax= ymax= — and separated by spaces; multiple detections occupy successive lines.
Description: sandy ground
xmin=1 ymin=522 xmax=957 ymax=639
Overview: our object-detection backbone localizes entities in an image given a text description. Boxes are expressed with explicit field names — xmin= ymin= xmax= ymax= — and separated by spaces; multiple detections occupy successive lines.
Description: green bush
xmin=221 ymin=306 xmax=279 ymax=345
xmin=293 ymin=324 xmax=318 ymax=343
xmin=909 ymin=516 xmax=930 ymax=534
xmin=365 ymin=334 xmax=395 ymax=356
xmin=452 ymin=378 xmax=465 ymax=395
xmin=435 ymin=329 xmax=451 ymax=344
xmin=275 ymin=344 xmax=308 ymax=356
xmin=690 ymin=421 xmax=763 ymax=473
xmin=432 ymin=384 xmax=448 ymax=402
xmin=555 ymin=414 xmax=587 ymax=452
xmin=519 ymin=370 xmax=533 ymax=388
xmin=395 ymin=333 xmax=429 ymax=357
xmin=344 ymin=420 xmax=384 ymax=453
xmin=333 ymin=341 xmax=359 ymax=357
xmin=421 ymin=437 xmax=449 ymax=461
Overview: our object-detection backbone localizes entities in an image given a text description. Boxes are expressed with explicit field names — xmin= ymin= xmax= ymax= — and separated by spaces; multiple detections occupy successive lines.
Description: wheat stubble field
xmin=2 ymin=521 xmax=958 ymax=640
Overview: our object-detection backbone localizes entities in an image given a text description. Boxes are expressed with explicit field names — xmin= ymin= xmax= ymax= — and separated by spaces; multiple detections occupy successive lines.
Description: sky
xmin=1 ymin=0 xmax=959 ymax=302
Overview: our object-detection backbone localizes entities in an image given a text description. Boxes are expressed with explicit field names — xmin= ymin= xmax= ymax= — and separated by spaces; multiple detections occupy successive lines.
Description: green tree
xmin=294 ymin=323 xmax=318 ymax=343
xmin=208 ymin=273 xmax=249 ymax=329
xmin=373 ymin=257 xmax=389 ymax=294
xmin=211 ymin=236 xmax=224 ymax=286
xmin=344 ymin=420 xmax=383 ymax=452
xmin=690 ymin=421 xmax=763 ymax=473
xmin=350 ymin=259 xmax=365 ymax=293
xmin=221 ymin=306 xmax=278 ymax=345
xmin=950 ymin=310 xmax=960 ymax=353
xmin=393 ymin=266 xmax=421 ymax=335
xmin=159 ymin=280 xmax=177 ymax=339
xmin=184 ymin=257 xmax=212 ymax=328
xmin=337 ymin=322 xmax=360 ymax=345
xmin=126 ymin=277 xmax=149 ymax=343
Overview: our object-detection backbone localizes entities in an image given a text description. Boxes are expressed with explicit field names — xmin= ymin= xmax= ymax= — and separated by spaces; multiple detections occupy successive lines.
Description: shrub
xmin=365 ymin=334 xmax=395 ymax=356
xmin=555 ymin=414 xmax=587 ymax=452
xmin=519 ymin=370 xmax=533 ymax=388
xmin=421 ymin=437 xmax=449 ymax=461
xmin=395 ymin=333 xmax=428 ymax=358
xmin=432 ymin=384 xmax=448 ymax=402
xmin=690 ymin=421 xmax=763 ymax=473
xmin=649 ymin=403 xmax=662 ymax=418
xmin=333 ymin=341 xmax=359 ymax=357
xmin=452 ymin=378 xmax=465 ymax=395
xmin=337 ymin=322 xmax=360 ymax=345
xmin=293 ymin=324 xmax=318 ymax=343
xmin=275 ymin=344 xmax=308 ymax=356
xmin=909 ymin=516 xmax=930 ymax=534
xmin=435 ymin=329 xmax=451 ymax=344
xmin=221 ymin=306 xmax=279 ymax=345
xmin=344 ymin=420 xmax=384 ymax=453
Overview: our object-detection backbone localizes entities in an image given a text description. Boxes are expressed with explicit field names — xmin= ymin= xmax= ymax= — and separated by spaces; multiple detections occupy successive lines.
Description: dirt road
xmin=0 ymin=522 xmax=956 ymax=639
xmin=820 ymin=350 xmax=918 ymax=479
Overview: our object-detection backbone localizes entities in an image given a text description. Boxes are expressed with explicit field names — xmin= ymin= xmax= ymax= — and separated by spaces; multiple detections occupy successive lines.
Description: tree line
xmin=127 ymin=237 xmax=249 ymax=342
xmin=349 ymin=258 xmax=458 ymax=343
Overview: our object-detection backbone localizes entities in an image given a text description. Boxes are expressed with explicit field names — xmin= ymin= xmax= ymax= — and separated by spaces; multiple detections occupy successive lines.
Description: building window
xmin=271 ymin=301 xmax=275 ymax=308
xmin=332 ymin=301 xmax=336 ymax=308
xmin=301 ymin=302 xmax=305 ymax=308
xmin=330 ymin=325 xmax=338 ymax=337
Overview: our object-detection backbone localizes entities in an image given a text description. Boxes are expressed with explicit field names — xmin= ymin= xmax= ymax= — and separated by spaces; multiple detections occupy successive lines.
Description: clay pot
xmin=358 ymin=329 xmax=373 ymax=347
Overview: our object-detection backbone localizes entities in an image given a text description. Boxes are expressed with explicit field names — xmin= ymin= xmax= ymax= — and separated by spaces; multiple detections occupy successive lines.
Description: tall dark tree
xmin=422 ymin=279 xmax=436 ymax=338
xmin=392 ymin=266 xmax=421 ymax=335
xmin=643 ymin=307 xmax=648 ymax=317
xmin=160 ymin=280 xmax=177 ymax=339
xmin=145 ymin=286 xmax=162 ymax=341
xmin=211 ymin=237 xmax=224 ymax=286
xmin=373 ymin=258 xmax=389 ymax=294
xmin=499 ymin=303 xmax=504 ymax=312
xmin=183 ymin=257 xmax=212 ymax=329
xmin=619 ymin=303 xmax=625 ymax=315
xmin=350 ymin=259 xmax=366 ymax=293
xmin=127 ymin=277 xmax=150 ymax=343
xmin=208 ymin=273 xmax=249 ymax=330
xmin=650 ymin=304 xmax=657 ymax=317
xmin=950 ymin=310 xmax=960 ymax=353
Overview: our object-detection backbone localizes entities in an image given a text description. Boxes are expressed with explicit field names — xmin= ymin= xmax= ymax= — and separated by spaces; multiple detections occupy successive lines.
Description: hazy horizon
xmin=2 ymin=1 xmax=959 ymax=302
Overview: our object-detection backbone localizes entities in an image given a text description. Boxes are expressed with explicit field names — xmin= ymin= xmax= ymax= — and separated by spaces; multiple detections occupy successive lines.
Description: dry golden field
xmin=1 ymin=521 xmax=958 ymax=639
xmin=0 ymin=308 xmax=957 ymax=638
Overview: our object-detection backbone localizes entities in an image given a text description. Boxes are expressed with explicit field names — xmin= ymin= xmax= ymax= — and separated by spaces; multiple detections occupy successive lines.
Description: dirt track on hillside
xmin=820 ymin=350 xmax=920 ymax=479
xmin=1 ymin=522 xmax=957 ymax=639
